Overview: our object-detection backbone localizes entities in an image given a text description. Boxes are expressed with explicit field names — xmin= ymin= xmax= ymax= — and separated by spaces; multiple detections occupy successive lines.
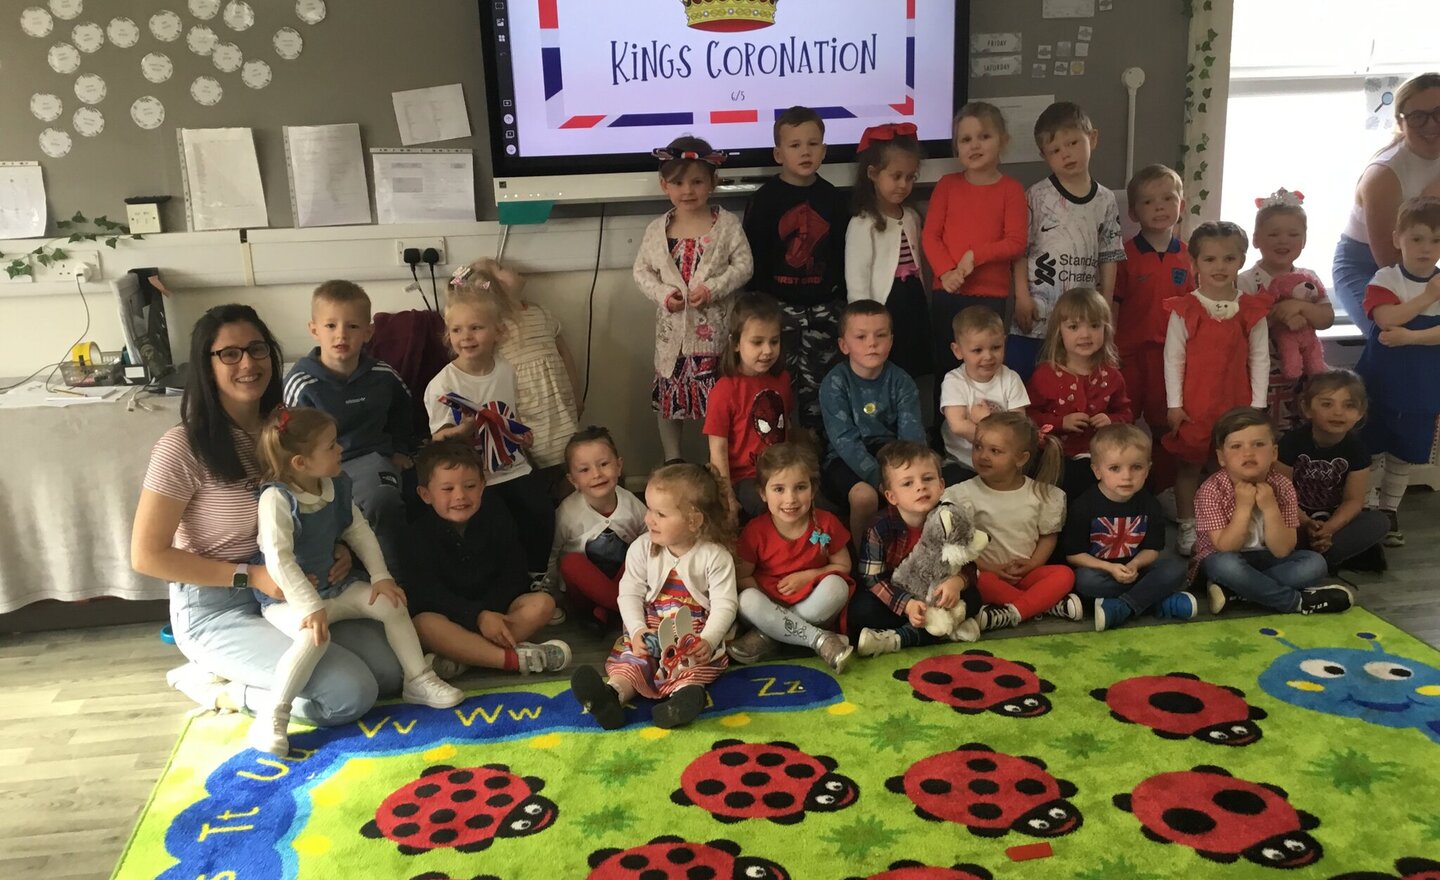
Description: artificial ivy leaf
xmin=71 ymin=211 xmax=87 ymax=224
xmin=132 ymin=234 xmax=145 ymax=241
xmin=56 ymin=220 xmax=72 ymax=230
xmin=105 ymin=238 xmax=119 ymax=248
xmin=69 ymin=233 xmax=86 ymax=243
xmin=51 ymin=248 xmax=68 ymax=261
xmin=36 ymin=254 xmax=51 ymax=267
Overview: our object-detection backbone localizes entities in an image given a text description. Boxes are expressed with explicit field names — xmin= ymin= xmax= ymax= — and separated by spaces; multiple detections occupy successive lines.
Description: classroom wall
xmin=1 ymin=2 xmax=1192 ymax=471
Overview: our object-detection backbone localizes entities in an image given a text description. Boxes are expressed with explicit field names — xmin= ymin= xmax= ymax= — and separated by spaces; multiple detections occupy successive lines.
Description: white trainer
xmin=517 ymin=639 xmax=572 ymax=673
xmin=402 ymin=669 xmax=465 ymax=708
xmin=247 ymin=703 xmax=291 ymax=756
xmin=856 ymin=628 xmax=901 ymax=657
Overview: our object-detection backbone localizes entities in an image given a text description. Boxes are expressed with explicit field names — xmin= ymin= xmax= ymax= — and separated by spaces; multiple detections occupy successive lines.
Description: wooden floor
xmin=2 ymin=491 xmax=1436 ymax=880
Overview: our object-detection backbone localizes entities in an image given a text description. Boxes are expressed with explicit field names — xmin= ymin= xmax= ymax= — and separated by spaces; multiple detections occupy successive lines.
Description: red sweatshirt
xmin=922 ymin=172 xmax=1028 ymax=299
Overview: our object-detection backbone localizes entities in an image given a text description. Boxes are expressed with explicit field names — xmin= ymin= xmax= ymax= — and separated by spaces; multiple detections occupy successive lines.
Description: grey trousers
xmin=343 ymin=452 xmax=406 ymax=574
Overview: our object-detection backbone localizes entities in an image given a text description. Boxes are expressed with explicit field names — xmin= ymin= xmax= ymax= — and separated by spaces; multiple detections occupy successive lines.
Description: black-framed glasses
xmin=1401 ymin=107 xmax=1440 ymax=128
xmin=210 ymin=340 xmax=272 ymax=365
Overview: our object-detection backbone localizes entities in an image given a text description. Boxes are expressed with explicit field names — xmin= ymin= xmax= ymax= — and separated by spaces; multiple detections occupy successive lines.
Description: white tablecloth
xmin=0 ymin=395 xmax=180 ymax=613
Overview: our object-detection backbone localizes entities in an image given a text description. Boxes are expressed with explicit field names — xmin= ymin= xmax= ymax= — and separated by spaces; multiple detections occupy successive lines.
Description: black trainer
xmin=652 ymin=685 xmax=707 ymax=729
xmin=1300 ymin=584 xmax=1355 ymax=615
xmin=571 ymin=666 xmax=625 ymax=730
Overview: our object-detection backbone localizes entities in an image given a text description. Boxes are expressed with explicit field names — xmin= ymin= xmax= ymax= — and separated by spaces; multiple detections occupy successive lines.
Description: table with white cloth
xmin=0 ymin=391 xmax=179 ymax=614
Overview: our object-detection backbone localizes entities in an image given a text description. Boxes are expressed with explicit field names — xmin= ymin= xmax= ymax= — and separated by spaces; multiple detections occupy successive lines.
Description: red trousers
xmin=977 ymin=565 xmax=1076 ymax=620
xmin=560 ymin=553 xmax=621 ymax=619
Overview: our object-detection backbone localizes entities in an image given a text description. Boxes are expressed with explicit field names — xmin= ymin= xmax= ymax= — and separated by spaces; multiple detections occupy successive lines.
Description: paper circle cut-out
xmin=30 ymin=93 xmax=64 ymax=122
xmin=273 ymin=26 xmax=303 ymax=60
xmin=222 ymin=1 xmax=254 ymax=31
xmin=40 ymin=128 xmax=73 ymax=158
xmin=212 ymin=42 xmax=243 ymax=72
xmin=107 ymin=17 xmax=139 ymax=48
xmin=241 ymin=58 xmax=272 ymax=89
xmin=149 ymin=10 xmax=181 ymax=41
xmin=191 ymin=76 xmax=223 ymax=106
xmin=48 ymin=0 xmax=82 ymax=22
xmin=47 ymin=42 xmax=80 ymax=73
xmin=186 ymin=25 xmax=217 ymax=55
xmin=131 ymin=96 xmax=165 ymax=130
xmin=71 ymin=22 xmax=102 ymax=52
xmin=72 ymin=106 xmax=104 ymax=137
xmin=21 ymin=8 xmax=55 ymax=38
xmin=188 ymin=0 xmax=219 ymax=20
xmin=73 ymin=73 xmax=106 ymax=104
xmin=141 ymin=53 xmax=174 ymax=83
xmin=296 ymin=0 xmax=326 ymax=25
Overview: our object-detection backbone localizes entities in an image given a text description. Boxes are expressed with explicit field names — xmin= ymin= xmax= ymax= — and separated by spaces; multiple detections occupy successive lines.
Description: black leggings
xmin=487 ymin=471 xmax=556 ymax=574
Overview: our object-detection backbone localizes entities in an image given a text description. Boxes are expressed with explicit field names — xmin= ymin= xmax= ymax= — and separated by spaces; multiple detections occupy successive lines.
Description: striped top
xmin=895 ymin=228 xmax=920 ymax=281
xmin=142 ymin=425 xmax=262 ymax=562
xmin=499 ymin=303 xmax=579 ymax=468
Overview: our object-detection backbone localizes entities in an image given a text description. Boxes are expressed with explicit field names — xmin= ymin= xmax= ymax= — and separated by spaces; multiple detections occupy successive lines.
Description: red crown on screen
xmin=682 ymin=0 xmax=778 ymax=32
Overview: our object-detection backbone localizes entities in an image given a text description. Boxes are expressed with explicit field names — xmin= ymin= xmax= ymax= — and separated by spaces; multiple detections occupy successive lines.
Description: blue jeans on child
xmin=1073 ymin=556 xmax=1188 ymax=614
xmin=1200 ymin=549 xmax=1327 ymax=613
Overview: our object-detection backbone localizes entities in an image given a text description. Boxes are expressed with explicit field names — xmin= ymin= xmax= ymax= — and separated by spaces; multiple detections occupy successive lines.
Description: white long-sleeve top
xmin=845 ymin=207 xmax=928 ymax=302
xmin=616 ymin=533 xmax=738 ymax=649
xmin=1163 ymin=291 xmax=1269 ymax=409
xmin=257 ymin=478 xmax=392 ymax=618
xmin=548 ymin=485 xmax=648 ymax=574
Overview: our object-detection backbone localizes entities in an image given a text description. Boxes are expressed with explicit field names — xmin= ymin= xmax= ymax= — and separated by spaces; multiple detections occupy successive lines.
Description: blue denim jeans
xmin=1200 ymin=549 xmax=1328 ymax=613
xmin=1072 ymin=556 xmax=1188 ymax=614
xmin=170 ymin=582 xmax=403 ymax=725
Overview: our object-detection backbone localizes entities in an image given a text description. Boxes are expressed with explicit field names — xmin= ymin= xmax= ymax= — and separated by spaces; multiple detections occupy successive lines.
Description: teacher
xmin=132 ymin=304 xmax=401 ymax=725
xmin=1333 ymin=72 xmax=1440 ymax=335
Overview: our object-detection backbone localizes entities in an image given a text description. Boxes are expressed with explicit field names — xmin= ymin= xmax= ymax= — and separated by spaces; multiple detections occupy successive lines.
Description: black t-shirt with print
xmin=1278 ymin=425 xmax=1371 ymax=517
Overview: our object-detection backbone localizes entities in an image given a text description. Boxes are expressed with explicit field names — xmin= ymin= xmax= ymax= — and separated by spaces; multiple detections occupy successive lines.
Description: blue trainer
xmin=1154 ymin=592 xmax=1198 ymax=620
xmin=1094 ymin=597 xmax=1133 ymax=632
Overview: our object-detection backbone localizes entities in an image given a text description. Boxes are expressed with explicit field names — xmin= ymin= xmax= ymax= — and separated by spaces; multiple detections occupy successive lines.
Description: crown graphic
xmin=682 ymin=0 xmax=778 ymax=32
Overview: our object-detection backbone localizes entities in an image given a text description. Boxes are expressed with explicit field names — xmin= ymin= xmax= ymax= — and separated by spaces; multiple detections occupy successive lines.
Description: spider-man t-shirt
xmin=1060 ymin=485 xmax=1167 ymax=565
xmin=1278 ymin=427 xmax=1371 ymax=518
xmin=703 ymin=371 xmax=795 ymax=482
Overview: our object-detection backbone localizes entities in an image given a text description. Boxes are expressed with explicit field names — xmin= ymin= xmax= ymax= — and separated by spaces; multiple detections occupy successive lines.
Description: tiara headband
xmin=858 ymin=122 xmax=918 ymax=153
xmin=652 ymin=147 xmax=727 ymax=167
xmin=1255 ymin=188 xmax=1305 ymax=210
xmin=449 ymin=265 xmax=491 ymax=289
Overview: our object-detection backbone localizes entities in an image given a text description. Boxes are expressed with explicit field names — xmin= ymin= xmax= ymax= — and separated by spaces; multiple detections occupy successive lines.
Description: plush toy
xmin=891 ymin=501 xmax=990 ymax=641
xmin=1266 ymin=270 xmax=1329 ymax=381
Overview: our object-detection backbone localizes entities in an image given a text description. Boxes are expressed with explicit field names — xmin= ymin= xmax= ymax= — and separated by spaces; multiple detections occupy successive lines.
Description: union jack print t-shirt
xmin=1060 ymin=484 xmax=1167 ymax=564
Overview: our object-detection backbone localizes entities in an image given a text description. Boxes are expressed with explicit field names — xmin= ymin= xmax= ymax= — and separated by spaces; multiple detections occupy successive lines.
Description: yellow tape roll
xmin=70 ymin=341 xmax=101 ymax=365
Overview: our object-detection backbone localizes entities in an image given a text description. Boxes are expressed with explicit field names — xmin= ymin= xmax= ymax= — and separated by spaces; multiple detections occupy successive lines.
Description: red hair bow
xmin=1037 ymin=423 xmax=1054 ymax=449
xmin=859 ymin=122 xmax=918 ymax=153
xmin=652 ymin=147 xmax=727 ymax=167
xmin=275 ymin=407 xmax=292 ymax=433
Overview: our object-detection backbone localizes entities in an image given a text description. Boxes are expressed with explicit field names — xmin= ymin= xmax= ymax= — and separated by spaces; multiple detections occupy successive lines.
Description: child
xmin=922 ymin=102 xmax=1029 ymax=385
xmin=1276 ymin=371 xmax=1389 ymax=570
xmin=731 ymin=443 xmax=855 ymax=671
xmin=846 ymin=122 xmax=931 ymax=379
xmin=744 ymin=106 xmax=849 ymax=436
xmin=1114 ymin=165 xmax=1191 ymax=437
xmin=425 ymin=280 xmax=557 ymax=593
xmin=849 ymin=441 xmax=973 ymax=656
xmin=403 ymin=440 xmax=571 ymax=678
xmin=944 ymin=413 xmax=1080 ymax=631
xmin=819 ymin=300 xmax=926 ymax=545
xmin=1012 ymin=101 xmax=1126 ymax=382
xmin=1063 ymin=424 xmax=1192 ymax=631
xmin=1027 ymin=287 xmax=1133 ymax=497
xmin=705 ymin=292 xmax=795 ymax=520
xmin=939 ymin=306 xmax=1030 ymax=485
xmin=551 ymin=426 xmax=648 ymax=624
xmin=1164 ymin=221 xmax=1273 ymax=556
xmin=1355 ymin=195 xmax=1440 ymax=547
xmin=1239 ymin=189 xmax=1335 ymax=432
xmin=1195 ymin=407 xmax=1354 ymax=616
xmin=635 ymin=136 xmax=755 ymax=463
xmin=570 ymin=463 xmax=739 ymax=730
xmin=459 ymin=257 xmax=582 ymax=483
xmin=249 ymin=407 xmax=462 ymax=755
xmin=284 ymin=280 xmax=416 ymax=570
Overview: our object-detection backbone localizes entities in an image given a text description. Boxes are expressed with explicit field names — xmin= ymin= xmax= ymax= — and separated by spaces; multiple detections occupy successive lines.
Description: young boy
xmin=1011 ymin=101 xmax=1126 ymax=382
xmin=939 ymin=306 xmax=1030 ymax=485
xmin=744 ymin=105 xmax=849 ymax=434
xmin=1114 ymin=165 xmax=1191 ymax=437
xmin=819 ymin=301 xmax=926 ymax=544
xmin=1355 ymin=195 xmax=1440 ymax=548
xmin=1195 ymin=407 xmax=1354 ymax=616
xmin=848 ymin=441 xmax=978 ymax=655
xmin=284 ymin=280 xmax=416 ymax=569
xmin=1064 ymin=424 xmax=1193 ymax=631
xmin=402 ymin=440 xmax=571 ymax=677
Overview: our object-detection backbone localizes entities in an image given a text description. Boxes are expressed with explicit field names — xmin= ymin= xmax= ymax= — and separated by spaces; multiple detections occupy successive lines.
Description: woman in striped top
xmin=131 ymin=304 xmax=401 ymax=726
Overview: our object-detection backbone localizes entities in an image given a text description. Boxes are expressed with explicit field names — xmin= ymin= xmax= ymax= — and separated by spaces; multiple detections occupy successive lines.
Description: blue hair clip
xmin=809 ymin=530 xmax=831 ymax=547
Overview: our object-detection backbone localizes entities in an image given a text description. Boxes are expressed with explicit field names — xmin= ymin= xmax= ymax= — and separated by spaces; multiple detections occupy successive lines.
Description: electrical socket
xmin=38 ymin=256 xmax=100 ymax=282
xmin=395 ymin=238 xmax=446 ymax=266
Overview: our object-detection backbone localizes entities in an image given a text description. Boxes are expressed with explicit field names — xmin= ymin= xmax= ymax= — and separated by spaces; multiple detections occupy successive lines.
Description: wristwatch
xmin=232 ymin=563 xmax=250 ymax=589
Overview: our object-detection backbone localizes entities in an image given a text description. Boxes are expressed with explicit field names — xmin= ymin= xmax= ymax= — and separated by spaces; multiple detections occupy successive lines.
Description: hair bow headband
xmin=449 ymin=265 xmax=490 ymax=290
xmin=1036 ymin=423 xmax=1054 ymax=450
xmin=858 ymin=122 xmax=918 ymax=153
xmin=1255 ymin=188 xmax=1304 ymax=209
xmin=652 ymin=147 xmax=727 ymax=167
xmin=275 ymin=406 xmax=292 ymax=433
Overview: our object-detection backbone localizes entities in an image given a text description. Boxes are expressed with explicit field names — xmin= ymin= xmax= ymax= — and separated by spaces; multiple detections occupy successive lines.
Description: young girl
xmin=922 ymin=102 xmax=1029 ymax=391
xmin=1276 ymin=371 xmax=1390 ymax=571
xmin=455 ymin=257 xmax=581 ymax=483
xmin=1164 ymin=221 xmax=1273 ymax=555
xmin=1027 ymin=288 xmax=1133 ymax=497
xmin=943 ymin=412 xmax=1079 ymax=631
xmin=634 ymin=136 xmax=755 ymax=463
xmin=249 ymin=407 xmax=463 ymax=755
xmin=569 ymin=462 xmax=738 ymax=730
xmin=1239 ymin=189 xmax=1335 ymax=431
xmin=846 ymin=122 xmax=931 ymax=378
xmin=731 ymin=443 xmax=855 ymax=671
xmin=705 ymin=292 xmax=795 ymax=520
xmin=551 ymin=426 xmax=647 ymax=624
xmin=425 ymin=283 xmax=557 ymax=592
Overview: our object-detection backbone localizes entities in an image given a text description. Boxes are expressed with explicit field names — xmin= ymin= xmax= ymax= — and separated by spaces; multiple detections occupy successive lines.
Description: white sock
xmin=1378 ymin=453 xmax=1411 ymax=511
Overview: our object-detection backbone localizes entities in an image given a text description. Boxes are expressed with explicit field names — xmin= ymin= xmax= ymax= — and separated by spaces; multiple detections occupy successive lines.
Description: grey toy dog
xmin=891 ymin=500 xmax=990 ymax=640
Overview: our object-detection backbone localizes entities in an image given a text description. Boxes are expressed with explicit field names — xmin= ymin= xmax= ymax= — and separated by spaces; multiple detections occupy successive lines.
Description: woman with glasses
xmin=131 ymin=304 xmax=402 ymax=725
xmin=1334 ymin=72 xmax=1440 ymax=335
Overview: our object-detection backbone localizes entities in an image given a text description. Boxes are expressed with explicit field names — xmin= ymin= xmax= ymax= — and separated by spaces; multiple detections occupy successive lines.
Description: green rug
xmin=113 ymin=609 xmax=1440 ymax=880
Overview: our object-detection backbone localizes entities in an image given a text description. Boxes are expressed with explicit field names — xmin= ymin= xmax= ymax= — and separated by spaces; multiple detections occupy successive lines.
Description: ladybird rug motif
xmin=113 ymin=610 xmax=1440 ymax=879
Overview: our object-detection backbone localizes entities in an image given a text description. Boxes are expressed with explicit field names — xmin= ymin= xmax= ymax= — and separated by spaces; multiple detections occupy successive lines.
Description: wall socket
xmin=36 ymin=254 xmax=100 ymax=282
xmin=394 ymin=238 xmax=446 ymax=266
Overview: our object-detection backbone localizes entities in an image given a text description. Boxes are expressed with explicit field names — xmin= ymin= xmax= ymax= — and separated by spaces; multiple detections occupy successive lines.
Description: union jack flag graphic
xmin=1089 ymin=515 xmax=1147 ymax=560
xmin=436 ymin=392 xmax=532 ymax=476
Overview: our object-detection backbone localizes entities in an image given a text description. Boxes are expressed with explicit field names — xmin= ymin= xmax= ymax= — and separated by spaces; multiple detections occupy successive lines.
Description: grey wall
xmin=0 ymin=1 xmax=1189 ymax=231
